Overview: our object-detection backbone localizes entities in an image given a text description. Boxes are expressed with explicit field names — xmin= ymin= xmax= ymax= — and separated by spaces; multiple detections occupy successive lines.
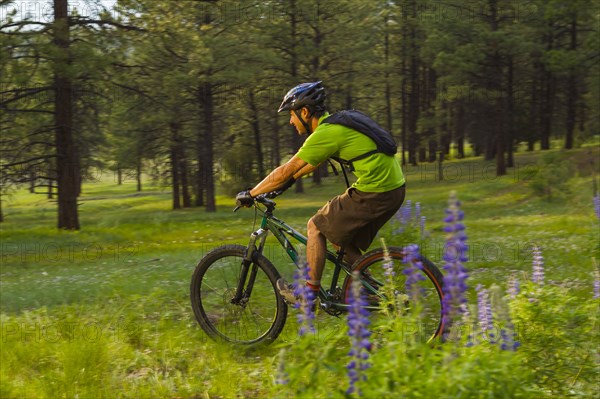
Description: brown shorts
xmin=311 ymin=185 xmax=406 ymax=252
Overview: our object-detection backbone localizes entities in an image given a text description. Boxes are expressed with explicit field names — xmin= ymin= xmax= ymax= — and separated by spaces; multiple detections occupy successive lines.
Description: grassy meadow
xmin=1 ymin=146 xmax=599 ymax=398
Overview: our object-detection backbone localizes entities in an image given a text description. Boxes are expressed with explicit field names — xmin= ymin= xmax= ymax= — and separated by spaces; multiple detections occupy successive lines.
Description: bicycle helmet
xmin=278 ymin=81 xmax=326 ymax=113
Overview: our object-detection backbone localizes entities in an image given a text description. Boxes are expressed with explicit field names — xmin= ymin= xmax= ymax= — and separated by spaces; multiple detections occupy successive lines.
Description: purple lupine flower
xmin=420 ymin=216 xmax=426 ymax=239
xmin=415 ymin=202 xmax=421 ymax=224
xmin=476 ymin=284 xmax=493 ymax=341
xmin=531 ymin=246 xmax=544 ymax=285
xmin=293 ymin=262 xmax=315 ymax=336
xmin=275 ymin=348 xmax=290 ymax=385
xmin=594 ymin=192 xmax=600 ymax=220
xmin=402 ymin=199 xmax=412 ymax=224
xmin=593 ymin=268 xmax=599 ymax=299
xmin=346 ymin=271 xmax=371 ymax=396
xmin=500 ymin=327 xmax=521 ymax=351
xmin=394 ymin=200 xmax=412 ymax=234
xmin=381 ymin=241 xmax=395 ymax=284
xmin=441 ymin=192 xmax=469 ymax=330
xmin=402 ymin=244 xmax=426 ymax=300
xmin=508 ymin=274 xmax=520 ymax=299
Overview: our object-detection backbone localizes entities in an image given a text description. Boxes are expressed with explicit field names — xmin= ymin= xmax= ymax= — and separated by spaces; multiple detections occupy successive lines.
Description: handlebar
xmin=233 ymin=190 xmax=283 ymax=212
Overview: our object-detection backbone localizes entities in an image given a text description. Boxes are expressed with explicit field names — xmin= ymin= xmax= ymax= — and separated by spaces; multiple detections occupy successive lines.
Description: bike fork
xmin=232 ymin=228 xmax=268 ymax=305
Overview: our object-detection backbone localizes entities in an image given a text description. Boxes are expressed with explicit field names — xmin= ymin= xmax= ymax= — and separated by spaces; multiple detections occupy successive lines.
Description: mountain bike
xmin=190 ymin=192 xmax=445 ymax=345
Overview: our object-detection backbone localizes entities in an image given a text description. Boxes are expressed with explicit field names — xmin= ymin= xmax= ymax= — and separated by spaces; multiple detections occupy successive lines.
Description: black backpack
xmin=322 ymin=110 xmax=397 ymax=187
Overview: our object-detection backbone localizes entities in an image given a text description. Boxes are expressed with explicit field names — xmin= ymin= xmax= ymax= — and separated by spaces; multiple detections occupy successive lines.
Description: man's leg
xmin=276 ymin=216 xmax=326 ymax=302
xmin=332 ymin=243 xmax=361 ymax=266
xmin=306 ymin=217 xmax=326 ymax=288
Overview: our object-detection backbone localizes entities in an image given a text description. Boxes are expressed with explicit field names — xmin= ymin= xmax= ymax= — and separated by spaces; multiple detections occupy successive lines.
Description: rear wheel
xmin=190 ymin=245 xmax=287 ymax=345
xmin=342 ymin=246 xmax=445 ymax=342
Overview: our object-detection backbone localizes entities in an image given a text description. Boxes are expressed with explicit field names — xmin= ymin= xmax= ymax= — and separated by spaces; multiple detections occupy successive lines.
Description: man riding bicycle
xmin=236 ymin=81 xmax=405 ymax=303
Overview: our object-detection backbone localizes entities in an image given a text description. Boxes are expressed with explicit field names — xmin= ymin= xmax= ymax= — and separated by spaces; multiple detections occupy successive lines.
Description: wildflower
xmin=594 ymin=192 xmax=600 ymax=220
xmin=415 ymin=202 xmax=421 ymax=224
xmin=275 ymin=348 xmax=290 ymax=385
xmin=531 ymin=246 xmax=544 ymax=285
xmin=420 ymin=216 xmax=426 ymax=239
xmin=476 ymin=284 xmax=493 ymax=341
xmin=381 ymin=239 xmax=395 ymax=283
xmin=402 ymin=199 xmax=412 ymax=224
xmin=395 ymin=200 xmax=413 ymax=233
xmin=293 ymin=262 xmax=315 ymax=336
xmin=465 ymin=334 xmax=475 ymax=347
xmin=402 ymin=244 xmax=426 ymax=301
xmin=441 ymin=192 xmax=469 ymax=329
xmin=593 ymin=267 xmax=600 ymax=299
xmin=500 ymin=327 xmax=521 ymax=351
xmin=507 ymin=274 xmax=520 ymax=299
xmin=346 ymin=271 xmax=371 ymax=396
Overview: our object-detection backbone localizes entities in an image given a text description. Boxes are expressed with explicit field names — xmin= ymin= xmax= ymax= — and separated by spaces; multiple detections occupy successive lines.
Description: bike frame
xmin=240 ymin=203 xmax=381 ymax=311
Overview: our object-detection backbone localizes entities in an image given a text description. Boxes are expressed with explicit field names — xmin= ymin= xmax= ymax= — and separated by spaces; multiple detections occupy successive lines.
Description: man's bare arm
xmin=249 ymin=155 xmax=308 ymax=197
xmin=293 ymin=163 xmax=317 ymax=179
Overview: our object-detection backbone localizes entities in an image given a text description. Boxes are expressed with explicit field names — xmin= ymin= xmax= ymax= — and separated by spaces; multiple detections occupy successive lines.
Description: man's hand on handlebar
xmin=235 ymin=190 xmax=254 ymax=207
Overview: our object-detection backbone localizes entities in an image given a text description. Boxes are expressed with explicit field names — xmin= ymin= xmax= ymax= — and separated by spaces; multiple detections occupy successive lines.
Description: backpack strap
xmin=331 ymin=149 xmax=380 ymax=173
xmin=330 ymin=157 xmax=352 ymax=188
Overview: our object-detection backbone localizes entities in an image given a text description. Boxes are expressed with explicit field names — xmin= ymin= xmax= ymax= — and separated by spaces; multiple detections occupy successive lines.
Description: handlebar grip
xmin=264 ymin=190 xmax=283 ymax=199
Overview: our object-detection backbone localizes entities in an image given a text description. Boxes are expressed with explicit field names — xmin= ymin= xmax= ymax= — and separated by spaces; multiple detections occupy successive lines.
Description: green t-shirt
xmin=297 ymin=112 xmax=405 ymax=192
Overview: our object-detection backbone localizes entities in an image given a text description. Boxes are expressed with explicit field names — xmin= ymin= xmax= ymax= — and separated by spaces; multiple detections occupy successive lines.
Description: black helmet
xmin=278 ymin=81 xmax=326 ymax=113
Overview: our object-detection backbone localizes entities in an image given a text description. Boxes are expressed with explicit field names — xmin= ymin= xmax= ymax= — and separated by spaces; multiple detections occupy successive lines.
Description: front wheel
xmin=190 ymin=245 xmax=287 ymax=345
xmin=342 ymin=246 xmax=445 ymax=343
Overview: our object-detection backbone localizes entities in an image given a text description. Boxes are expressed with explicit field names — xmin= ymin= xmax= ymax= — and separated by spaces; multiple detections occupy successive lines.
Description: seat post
xmin=328 ymin=248 xmax=346 ymax=294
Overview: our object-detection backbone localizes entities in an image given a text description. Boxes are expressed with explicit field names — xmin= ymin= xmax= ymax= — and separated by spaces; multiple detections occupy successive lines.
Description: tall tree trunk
xmin=407 ymin=19 xmax=419 ymax=165
xmin=565 ymin=17 xmax=577 ymax=149
xmin=54 ymin=0 xmax=79 ymax=230
xmin=290 ymin=0 xmax=303 ymax=194
xmin=270 ymin=116 xmax=281 ymax=169
xmin=136 ymin=155 xmax=142 ymax=192
xmin=506 ymin=57 xmax=515 ymax=168
xmin=179 ymin=147 xmax=191 ymax=208
xmin=488 ymin=0 xmax=506 ymax=176
xmin=400 ymin=1 xmax=408 ymax=166
xmin=195 ymin=85 xmax=205 ymax=207
xmin=540 ymin=25 xmax=555 ymax=151
xmin=248 ymin=91 xmax=265 ymax=178
xmin=455 ymin=101 xmax=465 ymax=158
xmin=384 ymin=15 xmax=393 ymax=134
xmin=438 ymin=150 xmax=444 ymax=182
xmin=170 ymin=123 xmax=181 ymax=210
xmin=201 ymin=81 xmax=216 ymax=212
xmin=48 ymin=176 xmax=54 ymax=199
xmin=540 ymin=68 xmax=554 ymax=150
xmin=401 ymin=70 xmax=408 ymax=166
xmin=528 ymin=56 xmax=541 ymax=151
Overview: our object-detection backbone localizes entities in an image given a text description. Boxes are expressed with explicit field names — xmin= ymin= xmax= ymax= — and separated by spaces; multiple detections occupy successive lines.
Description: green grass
xmin=1 ymin=146 xmax=599 ymax=398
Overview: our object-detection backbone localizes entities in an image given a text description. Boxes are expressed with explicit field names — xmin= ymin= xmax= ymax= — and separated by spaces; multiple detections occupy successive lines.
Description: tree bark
xmin=565 ymin=17 xmax=578 ymax=149
xmin=179 ymin=146 xmax=191 ymax=208
xmin=170 ymin=123 xmax=181 ymax=210
xmin=136 ymin=155 xmax=142 ymax=192
xmin=54 ymin=0 xmax=80 ymax=230
xmin=248 ymin=91 xmax=265 ymax=178
xmin=540 ymin=24 xmax=555 ymax=151
xmin=289 ymin=0 xmax=304 ymax=194
xmin=506 ymin=57 xmax=515 ymax=168
xmin=200 ymin=81 xmax=216 ymax=212
xmin=455 ymin=101 xmax=465 ymax=158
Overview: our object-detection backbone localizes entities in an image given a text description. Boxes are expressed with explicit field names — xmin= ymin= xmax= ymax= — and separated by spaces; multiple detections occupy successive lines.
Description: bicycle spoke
xmin=191 ymin=245 xmax=286 ymax=345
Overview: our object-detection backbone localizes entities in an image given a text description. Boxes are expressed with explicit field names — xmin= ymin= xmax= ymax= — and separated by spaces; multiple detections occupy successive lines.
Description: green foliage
xmin=509 ymin=282 xmax=600 ymax=397
xmin=529 ymin=151 xmax=576 ymax=200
